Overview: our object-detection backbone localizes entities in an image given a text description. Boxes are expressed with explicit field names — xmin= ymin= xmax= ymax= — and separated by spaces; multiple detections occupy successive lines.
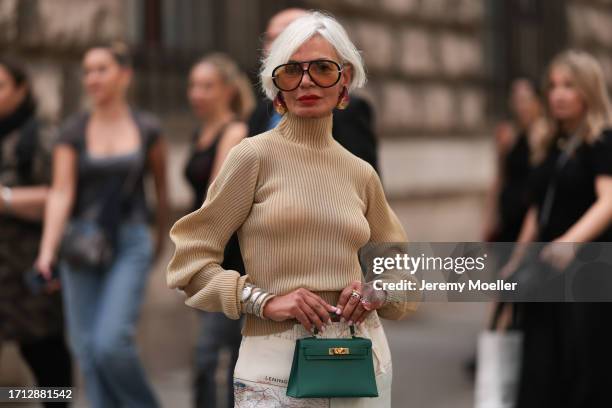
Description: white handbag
xmin=474 ymin=304 xmax=523 ymax=408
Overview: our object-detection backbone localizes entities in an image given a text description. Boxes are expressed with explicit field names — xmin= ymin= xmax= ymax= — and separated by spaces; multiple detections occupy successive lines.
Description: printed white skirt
xmin=233 ymin=311 xmax=393 ymax=407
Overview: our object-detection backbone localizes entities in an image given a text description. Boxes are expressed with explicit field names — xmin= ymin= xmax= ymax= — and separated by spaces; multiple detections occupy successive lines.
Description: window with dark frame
xmin=130 ymin=0 xmax=306 ymax=113
xmin=486 ymin=0 xmax=567 ymax=119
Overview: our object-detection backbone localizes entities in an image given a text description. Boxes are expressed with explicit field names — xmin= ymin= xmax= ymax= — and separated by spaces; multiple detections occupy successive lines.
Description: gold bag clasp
xmin=329 ymin=347 xmax=350 ymax=355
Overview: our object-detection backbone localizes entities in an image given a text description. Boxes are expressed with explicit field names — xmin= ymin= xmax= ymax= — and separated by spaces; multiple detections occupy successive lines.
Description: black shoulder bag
xmin=504 ymin=133 xmax=582 ymax=301
xmin=60 ymin=156 xmax=142 ymax=270
xmin=60 ymin=111 xmax=151 ymax=270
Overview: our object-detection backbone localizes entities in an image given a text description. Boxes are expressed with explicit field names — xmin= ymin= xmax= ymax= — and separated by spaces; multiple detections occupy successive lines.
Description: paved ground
xmin=1 ymin=199 xmax=490 ymax=408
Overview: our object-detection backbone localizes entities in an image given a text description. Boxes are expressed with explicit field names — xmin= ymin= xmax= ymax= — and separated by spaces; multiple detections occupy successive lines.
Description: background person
xmin=0 ymin=57 xmax=72 ymax=408
xmin=465 ymin=78 xmax=546 ymax=378
xmin=483 ymin=78 xmax=544 ymax=243
xmin=184 ymin=52 xmax=254 ymax=408
xmin=35 ymin=42 xmax=168 ymax=408
xmin=505 ymin=50 xmax=612 ymax=408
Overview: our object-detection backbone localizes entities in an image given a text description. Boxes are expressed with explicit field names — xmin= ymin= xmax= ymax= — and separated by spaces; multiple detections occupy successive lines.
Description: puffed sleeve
xmin=363 ymin=168 xmax=420 ymax=319
xmin=54 ymin=113 xmax=87 ymax=151
xmin=135 ymin=110 xmax=163 ymax=152
xmin=591 ymin=129 xmax=612 ymax=176
xmin=166 ymin=139 xmax=259 ymax=319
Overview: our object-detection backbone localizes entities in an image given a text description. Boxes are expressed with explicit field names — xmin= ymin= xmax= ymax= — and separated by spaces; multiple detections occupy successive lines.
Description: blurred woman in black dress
xmin=507 ymin=50 xmax=612 ymax=408
xmin=483 ymin=78 xmax=544 ymax=243
xmin=469 ymin=79 xmax=544 ymax=375
xmin=184 ymin=53 xmax=254 ymax=408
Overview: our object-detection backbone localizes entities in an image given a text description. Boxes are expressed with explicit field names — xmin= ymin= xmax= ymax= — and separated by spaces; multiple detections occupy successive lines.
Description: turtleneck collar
xmin=276 ymin=111 xmax=334 ymax=148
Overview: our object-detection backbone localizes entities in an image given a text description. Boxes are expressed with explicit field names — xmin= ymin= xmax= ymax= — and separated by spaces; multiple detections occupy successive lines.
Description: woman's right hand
xmin=34 ymin=252 xmax=54 ymax=280
xmin=33 ymin=253 xmax=61 ymax=293
xmin=262 ymin=288 xmax=339 ymax=333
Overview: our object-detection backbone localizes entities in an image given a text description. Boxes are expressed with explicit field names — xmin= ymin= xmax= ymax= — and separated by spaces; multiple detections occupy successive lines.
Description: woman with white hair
xmin=167 ymin=11 xmax=416 ymax=407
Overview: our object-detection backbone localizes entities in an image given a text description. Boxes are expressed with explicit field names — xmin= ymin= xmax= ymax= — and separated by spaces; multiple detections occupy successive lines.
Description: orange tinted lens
xmin=309 ymin=61 xmax=340 ymax=87
xmin=274 ymin=63 xmax=303 ymax=90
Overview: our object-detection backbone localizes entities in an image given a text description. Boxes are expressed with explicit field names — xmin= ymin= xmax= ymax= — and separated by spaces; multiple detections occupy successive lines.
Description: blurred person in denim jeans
xmin=35 ymin=42 xmax=169 ymax=408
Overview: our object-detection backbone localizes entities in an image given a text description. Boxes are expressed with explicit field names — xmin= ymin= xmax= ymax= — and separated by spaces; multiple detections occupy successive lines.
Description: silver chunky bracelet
xmin=247 ymin=289 xmax=263 ymax=315
xmin=253 ymin=291 xmax=268 ymax=317
xmin=240 ymin=283 xmax=274 ymax=319
xmin=257 ymin=293 xmax=275 ymax=319
xmin=1 ymin=186 xmax=12 ymax=212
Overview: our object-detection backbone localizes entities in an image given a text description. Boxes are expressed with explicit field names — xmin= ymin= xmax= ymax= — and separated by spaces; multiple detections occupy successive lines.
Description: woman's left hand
xmin=540 ymin=240 xmax=578 ymax=271
xmin=336 ymin=281 xmax=387 ymax=326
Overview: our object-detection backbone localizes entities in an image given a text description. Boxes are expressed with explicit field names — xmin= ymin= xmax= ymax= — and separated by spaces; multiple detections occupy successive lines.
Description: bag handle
xmin=538 ymin=130 xmax=582 ymax=233
xmin=312 ymin=324 xmax=356 ymax=338
xmin=98 ymin=110 xmax=148 ymax=225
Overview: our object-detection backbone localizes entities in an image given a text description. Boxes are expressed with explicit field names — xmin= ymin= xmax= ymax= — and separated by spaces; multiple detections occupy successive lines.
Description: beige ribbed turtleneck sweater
xmin=167 ymin=112 xmax=417 ymax=336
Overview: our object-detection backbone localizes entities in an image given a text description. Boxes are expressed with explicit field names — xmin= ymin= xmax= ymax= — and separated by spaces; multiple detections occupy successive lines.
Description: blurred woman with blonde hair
xmin=183 ymin=52 xmax=254 ymax=408
xmin=505 ymin=49 xmax=612 ymax=407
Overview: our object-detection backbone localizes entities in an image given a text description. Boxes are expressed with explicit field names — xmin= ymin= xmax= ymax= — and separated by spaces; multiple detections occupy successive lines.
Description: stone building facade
xmin=567 ymin=0 xmax=612 ymax=84
xmin=1 ymin=0 xmax=612 ymax=239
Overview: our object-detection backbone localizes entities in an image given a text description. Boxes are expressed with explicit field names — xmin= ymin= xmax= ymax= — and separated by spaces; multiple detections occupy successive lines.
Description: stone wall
xmin=0 ymin=0 xmax=492 ymax=197
xmin=566 ymin=0 xmax=612 ymax=85
xmin=3 ymin=0 xmax=612 ymax=239
xmin=307 ymin=0 xmax=492 ymax=207
xmin=0 ymin=0 xmax=125 ymax=121
xmin=302 ymin=0 xmax=492 ymax=239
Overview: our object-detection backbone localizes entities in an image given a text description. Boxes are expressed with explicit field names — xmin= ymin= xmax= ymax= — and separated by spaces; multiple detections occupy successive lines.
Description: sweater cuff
xmin=183 ymin=269 xmax=249 ymax=320
xmin=377 ymin=276 xmax=421 ymax=319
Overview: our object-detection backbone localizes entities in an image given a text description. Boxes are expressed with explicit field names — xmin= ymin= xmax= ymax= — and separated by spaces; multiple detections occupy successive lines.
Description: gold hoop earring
xmin=336 ymin=87 xmax=350 ymax=110
xmin=274 ymin=93 xmax=287 ymax=115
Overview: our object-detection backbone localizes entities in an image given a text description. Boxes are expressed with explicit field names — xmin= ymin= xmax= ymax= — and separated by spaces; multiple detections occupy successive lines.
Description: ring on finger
xmin=350 ymin=290 xmax=361 ymax=300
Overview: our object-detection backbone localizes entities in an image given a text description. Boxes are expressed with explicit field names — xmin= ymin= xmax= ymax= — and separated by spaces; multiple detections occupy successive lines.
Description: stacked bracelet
xmin=240 ymin=283 xmax=275 ymax=319
xmin=0 ymin=186 xmax=12 ymax=213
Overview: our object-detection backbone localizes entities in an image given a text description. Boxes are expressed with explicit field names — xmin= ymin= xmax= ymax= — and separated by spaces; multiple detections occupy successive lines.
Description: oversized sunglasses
xmin=272 ymin=59 xmax=344 ymax=92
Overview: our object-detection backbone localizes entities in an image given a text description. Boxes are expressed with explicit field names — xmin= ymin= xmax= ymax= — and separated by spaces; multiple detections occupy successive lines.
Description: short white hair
xmin=260 ymin=11 xmax=366 ymax=100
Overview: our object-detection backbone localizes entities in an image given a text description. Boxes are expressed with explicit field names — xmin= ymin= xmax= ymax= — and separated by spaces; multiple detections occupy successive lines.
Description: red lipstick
xmin=297 ymin=94 xmax=321 ymax=101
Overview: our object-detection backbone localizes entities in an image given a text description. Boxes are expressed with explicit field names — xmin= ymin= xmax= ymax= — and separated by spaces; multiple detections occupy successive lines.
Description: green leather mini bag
xmin=286 ymin=324 xmax=378 ymax=398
